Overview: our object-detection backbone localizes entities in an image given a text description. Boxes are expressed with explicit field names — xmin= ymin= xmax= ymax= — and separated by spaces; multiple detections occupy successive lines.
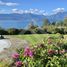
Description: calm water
xmin=0 ymin=20 xmax=42 ymax=29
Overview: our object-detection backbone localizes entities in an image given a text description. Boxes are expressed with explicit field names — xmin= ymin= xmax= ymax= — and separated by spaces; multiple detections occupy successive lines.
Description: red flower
xmin=12 ymin=53 xmax=19 ymax=59
xmin=15 ymin=61 xmax=22 ymax=67
xmin=24 ymin=47 xmax=33 ymax=57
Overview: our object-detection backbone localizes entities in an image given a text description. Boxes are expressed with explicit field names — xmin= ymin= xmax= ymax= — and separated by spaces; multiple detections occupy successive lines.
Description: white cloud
xmin=12 ymin=9 xmax=24 ymax=14
xmin=0 ymin=8 xmax=65 ymax=15
xmin=43 ymin=12 xmax=48 ymax=16
xmin=53 ymin=8 xmax=65 ymax=13
xmin=0 ymin=1 xmax=18 ymax=6
xmin=11 ymin=8 xmax=48 ymax=15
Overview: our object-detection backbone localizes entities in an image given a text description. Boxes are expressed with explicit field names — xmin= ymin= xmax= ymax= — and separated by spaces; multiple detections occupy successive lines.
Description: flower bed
xmin=11 ymin=36 xmax=67 ymax=67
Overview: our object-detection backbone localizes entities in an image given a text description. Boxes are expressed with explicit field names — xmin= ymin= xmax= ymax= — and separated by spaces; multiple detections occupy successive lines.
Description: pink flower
xmin=48 ymin=50 xmax=55 ymax=55
xmin=15 ymin=61 xmax=22 ymax=67
xmin=24 ymin=47 xmax=33 ymax=57
xmin=12 ymin=53 xmax=19 ymax=59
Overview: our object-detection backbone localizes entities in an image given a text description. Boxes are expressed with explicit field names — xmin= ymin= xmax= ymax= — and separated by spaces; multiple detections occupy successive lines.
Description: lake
xmin=0 ymin=20 xmax=42 ymax=29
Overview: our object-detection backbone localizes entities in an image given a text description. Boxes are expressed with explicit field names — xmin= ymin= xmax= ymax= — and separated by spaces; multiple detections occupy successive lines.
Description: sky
xmin=0 ymin=0 xmax=67 ymax=15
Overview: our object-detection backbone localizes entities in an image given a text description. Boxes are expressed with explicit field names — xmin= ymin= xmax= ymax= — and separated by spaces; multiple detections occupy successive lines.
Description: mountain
xmin=0 ymin=12 xmax=67 ymax=29
xmin=0 ymin=12 xmax=67 ymax=22
xmin=0 ymin=13 xmax=45 ymax=22
xmin=47 ymin=12 xmax=67 ymax=22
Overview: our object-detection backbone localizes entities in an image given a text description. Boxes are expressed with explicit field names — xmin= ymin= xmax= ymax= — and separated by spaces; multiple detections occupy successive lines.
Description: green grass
xmin=17 ymin=34 xmax=62 ymax=45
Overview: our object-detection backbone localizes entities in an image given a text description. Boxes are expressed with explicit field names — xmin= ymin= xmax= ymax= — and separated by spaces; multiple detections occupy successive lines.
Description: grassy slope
xmin=17 ymin=34 xmax=61 ymax=45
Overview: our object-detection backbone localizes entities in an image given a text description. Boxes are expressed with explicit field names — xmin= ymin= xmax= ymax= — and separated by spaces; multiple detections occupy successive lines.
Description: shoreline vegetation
xmin=0 ymin=17 xmax=67 ymax=35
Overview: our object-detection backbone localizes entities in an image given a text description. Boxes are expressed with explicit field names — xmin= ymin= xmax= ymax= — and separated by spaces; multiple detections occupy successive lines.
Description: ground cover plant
xmin=9 ymin=34 xmax=67 ymax=67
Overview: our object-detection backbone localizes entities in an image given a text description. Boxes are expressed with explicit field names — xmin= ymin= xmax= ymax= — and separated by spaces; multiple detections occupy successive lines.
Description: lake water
xmin=0 ymin=39 xmax=11 ymax=52
xmin=0 ymin=20 xmax=42 ymax=29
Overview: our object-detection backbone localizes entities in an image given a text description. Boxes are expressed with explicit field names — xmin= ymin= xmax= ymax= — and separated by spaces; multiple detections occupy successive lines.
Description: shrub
xmin=7 ymin=28 xmax=20 ymax=35
xmin=11 ymin=36 xmax=67 ymax=67
xmin=55 ymin=28 xmax=64 ymax=34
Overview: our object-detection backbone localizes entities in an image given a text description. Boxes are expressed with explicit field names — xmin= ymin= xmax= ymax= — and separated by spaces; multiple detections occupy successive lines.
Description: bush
xmin=55 ymin=28 xmax=64 ymax=34
xmin=24 ymin=30 xmax=34 ymax=34
xmin=11 ymin=36 xmax=67 ymax=67
xmin=7 ymin=28 xmax=20 ymax=35
xmin=34 ymin=28 xmax=44 ymax=34
xmin=0 ymin=29 xmax=8 ymax=35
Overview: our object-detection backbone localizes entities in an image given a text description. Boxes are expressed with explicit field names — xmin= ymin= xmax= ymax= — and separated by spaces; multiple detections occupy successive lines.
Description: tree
xmin=28 ymin=21 xmax=38 ymax=30
xmin=0 ymin=27 xmax=8 ymax=35
xmin=51 ymin=22 xmax=56 ymax=25
xmin=42 ymin=19 xmax=50 ymax=27
xmin=56 ymin=21 xmax=63 ymax=26
xmin=64 ymin=17 xmax=67 ymax=26
xmin=7 ymin=28 xmax=20 ymax=35
xmin=34 ymin=28 xmax=44 ymax=34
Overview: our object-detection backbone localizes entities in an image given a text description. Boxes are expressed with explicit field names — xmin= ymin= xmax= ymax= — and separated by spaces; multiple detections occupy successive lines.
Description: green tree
xmin=56 ymin=21 xmax=63 ymax=26
xmin=42 ymin=19 xmax=50 ymax=27
xmin=7 ymin=28 xmax=20 ymax=35
xmin=0 ymin=27 xmax=8 ymax=35
xmin=28 ymin=21 xmax=38 ymax=30
xmin=51 ymin=21 xmax=56 ymax=25
xmin=64 ymin=17 xmax=67 ymax=26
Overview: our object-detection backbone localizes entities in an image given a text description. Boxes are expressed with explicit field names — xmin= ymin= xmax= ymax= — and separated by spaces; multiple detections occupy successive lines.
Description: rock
xmin=0 ymin=35 xmax=4 ymax=39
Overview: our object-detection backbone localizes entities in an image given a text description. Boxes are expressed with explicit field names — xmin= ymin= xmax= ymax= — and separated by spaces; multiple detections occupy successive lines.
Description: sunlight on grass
xmin=17 ymin=34 xmax=62 ymax=45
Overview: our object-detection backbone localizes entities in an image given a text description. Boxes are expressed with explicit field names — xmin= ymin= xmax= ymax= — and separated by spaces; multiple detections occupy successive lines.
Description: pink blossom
xmin=24 ymin=47 xmax=33 ymax=57
xmin=12 ymin=53 xmax=19 ymax=59
xmin=48 ymin=50 xmax=55 ymax=55
xmin=15 ymin=61 xmax=22 ymax=67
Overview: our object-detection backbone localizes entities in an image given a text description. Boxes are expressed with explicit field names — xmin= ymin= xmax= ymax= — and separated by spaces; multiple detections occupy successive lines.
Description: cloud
xmin=43 ymin=12 xmax=48 ymax=16
xmin=0 ymin=1 xmax=19 ymax=6
xmin=53 ymin=8 xmax=65 ymax=13
xmin=12 ymin=9 xmax=24 ymax=14
xmin=0 ymin=8 xmax=65 ymax=15
xmin=12 ymin=8 xmax=48 ymax=15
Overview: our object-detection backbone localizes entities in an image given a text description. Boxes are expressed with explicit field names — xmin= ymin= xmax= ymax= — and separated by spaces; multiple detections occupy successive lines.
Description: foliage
xmin=10 ymin=35 xmax=67 ymax=67
xmin=7 ymin=28 xmax=20 ymax=35
xmin=42 ymin=19 xmax=50 ymax=27
xmin=64 ymin=17 xmax=67 ymax=26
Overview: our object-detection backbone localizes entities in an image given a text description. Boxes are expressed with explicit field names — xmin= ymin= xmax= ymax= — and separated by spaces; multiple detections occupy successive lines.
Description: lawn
xmin=17 ymin=34 xmax=63 ymax=45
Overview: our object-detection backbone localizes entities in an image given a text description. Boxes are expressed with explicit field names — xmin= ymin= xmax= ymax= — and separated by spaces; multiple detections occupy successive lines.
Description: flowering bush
xmin=23 ymin=47 xmax=33 ymax=57
xmin=12 ymin=53 xmax=20 ymax=59
xmin=11 ymin=36 xmax=67 ymax=67
xmin=15 ymin=61 xmax=23 ymax=67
